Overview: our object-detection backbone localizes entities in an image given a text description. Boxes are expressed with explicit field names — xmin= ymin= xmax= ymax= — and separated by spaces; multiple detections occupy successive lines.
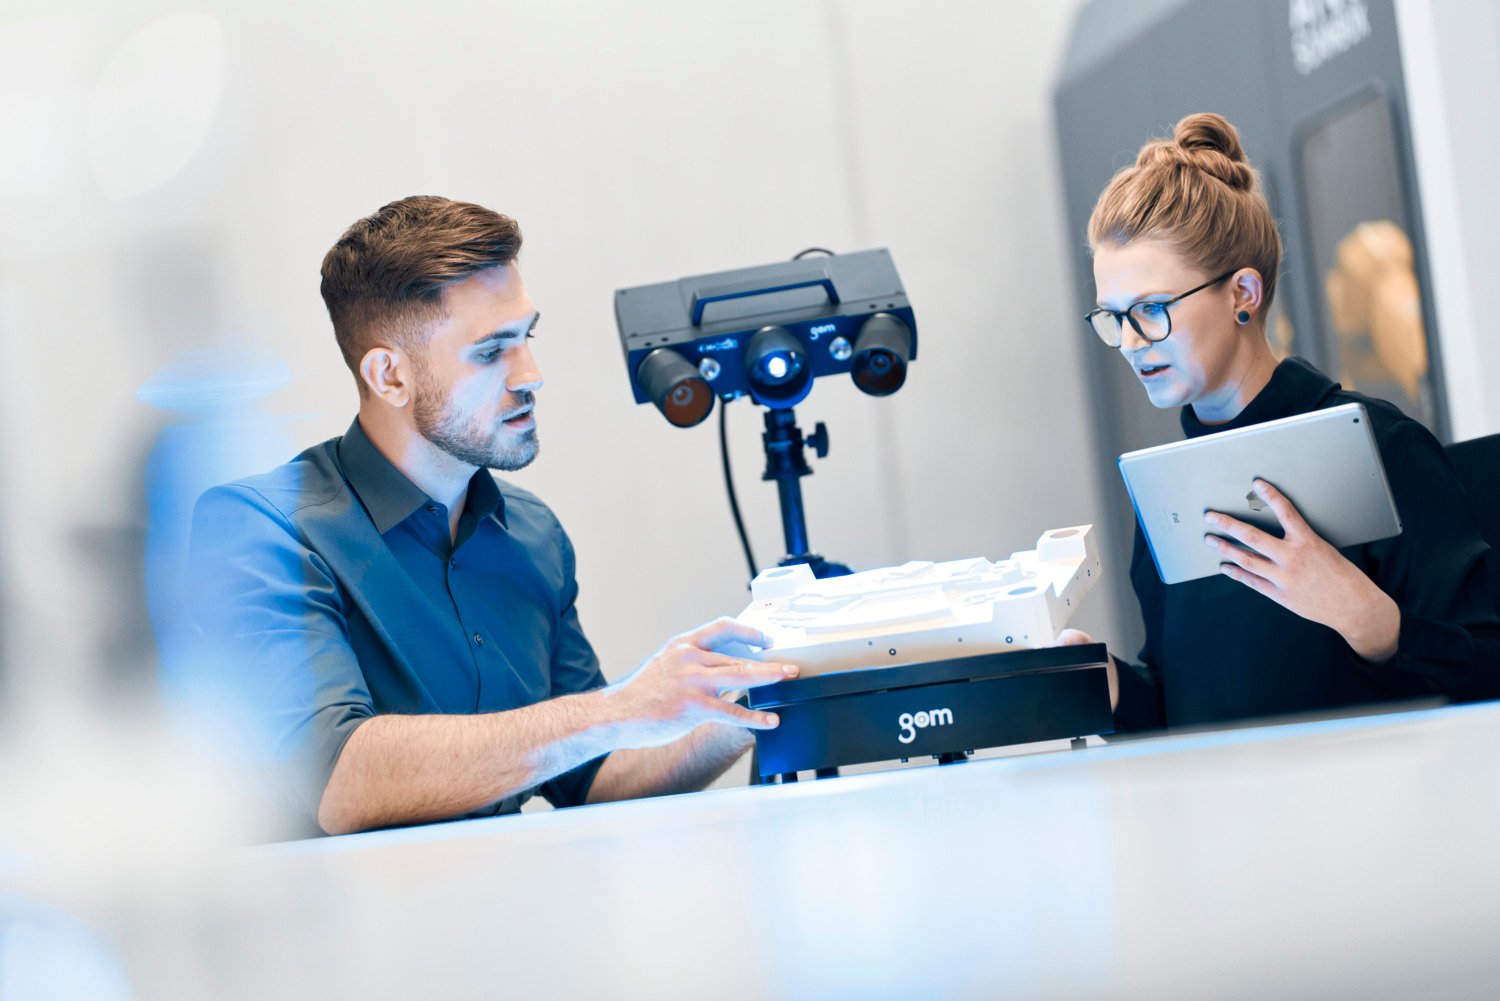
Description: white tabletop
xmin=44 ymin=701 xmax=1500 ymax=1000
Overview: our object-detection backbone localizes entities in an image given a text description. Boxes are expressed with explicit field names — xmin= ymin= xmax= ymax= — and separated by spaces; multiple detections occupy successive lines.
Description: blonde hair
xmin=1088 ymin=113 xmax=1282 ymax=312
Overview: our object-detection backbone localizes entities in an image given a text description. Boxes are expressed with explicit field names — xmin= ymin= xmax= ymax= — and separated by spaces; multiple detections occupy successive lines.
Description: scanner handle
xmin=689 ymin=276 xmax=840 ymax=327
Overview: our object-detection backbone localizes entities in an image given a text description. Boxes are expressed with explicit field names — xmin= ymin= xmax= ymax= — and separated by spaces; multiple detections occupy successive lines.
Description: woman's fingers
xmin=1252 ymin=479 xmax=1310 ymax=536
xmin=1205 ymin=532 xmax=1279 ymax=583
xmin=1204 ymin=510 xmax=1279 ymax=559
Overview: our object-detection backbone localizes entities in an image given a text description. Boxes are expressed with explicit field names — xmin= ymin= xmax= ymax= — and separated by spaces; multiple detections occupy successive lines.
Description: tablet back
xmin=1117 ymin=403 xmax=1402 ymax=585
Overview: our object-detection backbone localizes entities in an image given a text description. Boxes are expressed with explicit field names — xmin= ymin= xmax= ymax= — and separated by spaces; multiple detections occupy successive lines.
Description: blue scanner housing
xmin=615 ymin=248 xmax=917 ymax=422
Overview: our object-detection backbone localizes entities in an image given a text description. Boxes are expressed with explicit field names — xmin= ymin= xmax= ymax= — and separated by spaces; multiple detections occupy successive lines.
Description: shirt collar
xmin=338 ymin=418 xmax=508 ymax=534
xmin=468 ymin=464 xmax=506 ymax=528
xmin=1180 ymin=356 xmax=1341 ymax=439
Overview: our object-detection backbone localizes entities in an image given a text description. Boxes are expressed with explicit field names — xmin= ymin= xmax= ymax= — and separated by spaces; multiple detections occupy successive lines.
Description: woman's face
xmin=1092 ymin=239 xmax=1244 ymax=413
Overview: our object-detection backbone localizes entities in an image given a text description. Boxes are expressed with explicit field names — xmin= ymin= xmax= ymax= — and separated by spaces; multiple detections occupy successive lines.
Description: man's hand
xmin=317 ymin=618 xmax=797 ymax=832
xmin=1056 ymin=629 xmax=1119 ymax=710
xmin=600 ymin=618 xmax=798 ymax=748
xmin=1205 ymin=478 xmax=1400 ymax=663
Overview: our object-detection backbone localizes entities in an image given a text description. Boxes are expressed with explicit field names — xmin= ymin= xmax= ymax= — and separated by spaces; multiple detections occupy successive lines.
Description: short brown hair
xmin=1088 ymin=113 xmax=1282 ymax=312
xmin=320 ymin=196 xmax=523 ymax=385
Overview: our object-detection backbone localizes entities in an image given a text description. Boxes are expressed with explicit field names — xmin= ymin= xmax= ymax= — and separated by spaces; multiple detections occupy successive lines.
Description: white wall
xmin=1397 ymin=0 xmax=1500 ymax=440
xmin=0 ymin=1 xmax=1110 ymax=756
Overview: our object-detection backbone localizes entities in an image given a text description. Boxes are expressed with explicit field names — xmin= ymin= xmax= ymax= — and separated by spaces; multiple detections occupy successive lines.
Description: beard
xmin=411 ymin=357 xmax=539 ymax=472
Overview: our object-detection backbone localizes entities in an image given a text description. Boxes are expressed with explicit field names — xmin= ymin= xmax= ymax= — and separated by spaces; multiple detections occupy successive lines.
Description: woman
xmin=1061 ymin=112 xmax=1500 ymax=732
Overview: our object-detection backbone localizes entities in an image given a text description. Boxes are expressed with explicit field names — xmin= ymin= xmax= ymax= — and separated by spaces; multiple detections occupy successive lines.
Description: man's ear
xmin=360 ymin=345 xmax=411 ymax=407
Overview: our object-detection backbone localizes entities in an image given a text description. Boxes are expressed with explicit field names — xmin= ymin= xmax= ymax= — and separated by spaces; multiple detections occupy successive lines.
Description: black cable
xmin=719 ymin=396 xmax=759 ymax=585
xmin=719 ymin=247 xmax=835 ymax=587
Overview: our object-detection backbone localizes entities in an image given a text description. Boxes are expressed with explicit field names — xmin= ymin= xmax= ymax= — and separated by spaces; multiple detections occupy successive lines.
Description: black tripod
xmin=743 ymin=405 xmax=850 ymax=785
xmin=760 ymin=407 xmax=851 ymax=579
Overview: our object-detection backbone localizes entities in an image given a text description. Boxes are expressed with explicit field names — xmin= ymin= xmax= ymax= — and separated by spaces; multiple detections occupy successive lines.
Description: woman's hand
xmin=1205 ymin=478 xmax=1400 ymax=663
xmin=1056 ymin=628 xmax=1119 ymax=710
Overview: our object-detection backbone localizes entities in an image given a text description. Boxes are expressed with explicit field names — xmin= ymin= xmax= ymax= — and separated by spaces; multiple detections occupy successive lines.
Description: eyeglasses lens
xmin=1090 ymin=312 xmax=1122 ymax=346
xmin=1129 ymin=302 xmax=1171 ymax=342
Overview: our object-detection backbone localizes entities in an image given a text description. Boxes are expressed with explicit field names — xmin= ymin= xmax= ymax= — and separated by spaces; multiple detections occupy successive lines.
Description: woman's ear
xmin=1231 ymin=268 xmax=1265 ymax=325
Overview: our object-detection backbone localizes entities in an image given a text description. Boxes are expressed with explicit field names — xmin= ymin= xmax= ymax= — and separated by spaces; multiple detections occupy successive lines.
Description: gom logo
xmin=897 ymin=707 xmax=954 ymax=744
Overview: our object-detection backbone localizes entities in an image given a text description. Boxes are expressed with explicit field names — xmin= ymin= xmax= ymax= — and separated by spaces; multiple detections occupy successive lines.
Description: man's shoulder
xmin=201 ymin=437 xmax=349 ymax=525
xmin=491 ymin=476 xmax=547 ymax=511
xmin=488 ymin=476 xmax=568 ymax=536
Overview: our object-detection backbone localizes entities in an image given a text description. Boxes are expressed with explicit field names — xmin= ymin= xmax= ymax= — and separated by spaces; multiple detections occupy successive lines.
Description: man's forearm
xmin=316 ymin=616 xmax=791 ymax=833
xmin=317 ymin=689 xmax=618 ymax=835
xmin=586 ymin=722 xmax=753 ymax=804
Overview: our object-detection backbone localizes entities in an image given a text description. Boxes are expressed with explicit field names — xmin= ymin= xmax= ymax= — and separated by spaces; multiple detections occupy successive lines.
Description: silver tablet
xmin=1117 ymin=403 xmax=1402 ymax=585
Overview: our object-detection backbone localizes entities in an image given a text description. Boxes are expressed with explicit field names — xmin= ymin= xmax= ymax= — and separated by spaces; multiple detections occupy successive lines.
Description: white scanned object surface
xmin=734 ymin=526 xmax=1100 ymax=677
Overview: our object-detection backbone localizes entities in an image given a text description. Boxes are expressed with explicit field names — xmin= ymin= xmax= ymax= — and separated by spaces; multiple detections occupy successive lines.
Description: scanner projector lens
xmin=754 ymin=350 xmax=802 ymax=385
xmin=851 ymin=313 xmax=911 ymax=396
xmin=744 ymin=326 xmax=812 ymax=408
xmin=637 ymin=348 xmax=714 ymax=428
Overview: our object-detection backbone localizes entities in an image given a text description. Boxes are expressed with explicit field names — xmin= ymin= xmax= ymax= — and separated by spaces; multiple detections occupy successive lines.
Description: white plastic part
xmin=732 ymin=525 xmax=1101 ymax=678
xmin=748 ymin=563 xmax=816 ymax=601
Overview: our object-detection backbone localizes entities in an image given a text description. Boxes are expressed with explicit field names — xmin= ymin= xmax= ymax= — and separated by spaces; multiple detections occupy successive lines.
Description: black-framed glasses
xmin=1083 ymin=270 xmax=1236 ymax=347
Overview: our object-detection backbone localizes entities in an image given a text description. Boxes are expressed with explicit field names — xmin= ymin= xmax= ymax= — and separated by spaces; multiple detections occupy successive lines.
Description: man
xmin=188 ymin=196 xmax=794 ymax=836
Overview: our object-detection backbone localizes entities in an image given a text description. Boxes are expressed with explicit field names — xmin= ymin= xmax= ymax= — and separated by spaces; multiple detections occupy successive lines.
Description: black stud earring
xmin=1236 ymin=310 xmax=1251 ymax=325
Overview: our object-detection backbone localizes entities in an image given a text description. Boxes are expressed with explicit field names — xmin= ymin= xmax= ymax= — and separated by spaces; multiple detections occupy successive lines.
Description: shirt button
xmin=473 ymin=633 xmax=484 ymax=646
xmin=427 ymin=505 xmax=439 ymax=514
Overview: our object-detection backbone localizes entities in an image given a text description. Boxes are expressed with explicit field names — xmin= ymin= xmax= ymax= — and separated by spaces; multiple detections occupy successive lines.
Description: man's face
xmin=409 ymin=264 xmax=543 ymax=472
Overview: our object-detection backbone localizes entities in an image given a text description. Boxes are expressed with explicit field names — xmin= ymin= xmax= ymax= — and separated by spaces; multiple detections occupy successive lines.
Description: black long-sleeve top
xmin=1114 ymin=357 xmax=1500 ymax=733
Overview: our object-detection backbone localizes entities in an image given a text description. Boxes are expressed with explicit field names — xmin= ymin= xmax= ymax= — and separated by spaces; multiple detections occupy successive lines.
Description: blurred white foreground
xmin=4 ymin=699 xmax=1499 ymax=1000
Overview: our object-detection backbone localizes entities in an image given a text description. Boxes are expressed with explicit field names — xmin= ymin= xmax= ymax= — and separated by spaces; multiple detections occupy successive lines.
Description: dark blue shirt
xmin=186 ymin=419 xmax=608 ymax=827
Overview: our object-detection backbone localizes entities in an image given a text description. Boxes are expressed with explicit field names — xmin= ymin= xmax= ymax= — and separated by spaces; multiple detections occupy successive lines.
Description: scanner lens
xmin=637 ymin=348 xmax=714 ymax=427
xmin=851 ymin=313 xmax=911 ymax=396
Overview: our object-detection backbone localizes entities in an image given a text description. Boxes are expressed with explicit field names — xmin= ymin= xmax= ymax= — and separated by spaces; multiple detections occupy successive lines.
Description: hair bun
xmin=1175 ymin=113 xmax=1244 ymax=161
xmin=1168 ymin=112 xmax=1255 ymax=191
xmin=1090 ymin=112 xmax=1282 ymax=314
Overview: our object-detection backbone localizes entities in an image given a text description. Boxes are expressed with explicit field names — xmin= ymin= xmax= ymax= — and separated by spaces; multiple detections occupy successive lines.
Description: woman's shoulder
xmin=1322 ymin=386 xmax=1446 ymax=477
xmin=1322 ymin=385 xmax=1433 ymax=442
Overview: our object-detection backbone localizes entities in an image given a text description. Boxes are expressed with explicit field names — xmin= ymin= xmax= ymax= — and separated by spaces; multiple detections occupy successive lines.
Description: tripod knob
xmin=807 ymin=422 xmax=830 ymax=459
